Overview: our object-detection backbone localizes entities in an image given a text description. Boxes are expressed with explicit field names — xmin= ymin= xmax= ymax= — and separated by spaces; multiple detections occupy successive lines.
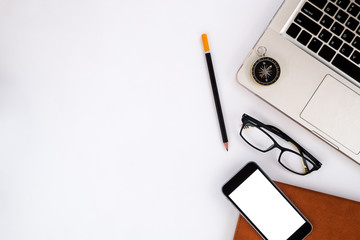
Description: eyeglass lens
xmin=241 ymin=124 xmax=274 ymax=151
xmin=280 ymin=150 xmax=314 ymax=174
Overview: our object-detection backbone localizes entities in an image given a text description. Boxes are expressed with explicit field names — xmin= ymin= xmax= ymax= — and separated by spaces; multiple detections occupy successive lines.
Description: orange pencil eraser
xmin=201 ymin=34 xmax=210 ymax=52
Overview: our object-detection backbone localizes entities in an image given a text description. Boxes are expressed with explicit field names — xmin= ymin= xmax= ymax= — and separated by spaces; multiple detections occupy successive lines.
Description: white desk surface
xmin=0 ymin=0 xmax=359 ymax=239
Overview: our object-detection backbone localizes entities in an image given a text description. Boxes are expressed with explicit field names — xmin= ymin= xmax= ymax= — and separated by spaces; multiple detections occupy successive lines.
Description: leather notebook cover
xmin=233 ymin=181 xmax=360 ymax=240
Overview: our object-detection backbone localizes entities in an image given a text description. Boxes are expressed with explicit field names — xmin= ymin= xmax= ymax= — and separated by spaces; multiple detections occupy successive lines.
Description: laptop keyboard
xmin=285 ymin=0 xmax=360 ymax=84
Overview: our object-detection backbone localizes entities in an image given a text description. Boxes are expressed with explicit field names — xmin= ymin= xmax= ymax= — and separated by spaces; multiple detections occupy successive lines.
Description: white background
xmin=0 ymin=0 xmax=359 ymax=239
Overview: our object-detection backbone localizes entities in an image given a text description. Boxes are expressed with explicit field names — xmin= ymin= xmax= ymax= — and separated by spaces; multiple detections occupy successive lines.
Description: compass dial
xmin=251 ymin=57 xmax=281 ymax=86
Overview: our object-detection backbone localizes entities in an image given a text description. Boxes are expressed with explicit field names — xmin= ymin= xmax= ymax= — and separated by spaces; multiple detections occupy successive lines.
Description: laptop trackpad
xmin=300 ymin=75 xmax=360 ymax=154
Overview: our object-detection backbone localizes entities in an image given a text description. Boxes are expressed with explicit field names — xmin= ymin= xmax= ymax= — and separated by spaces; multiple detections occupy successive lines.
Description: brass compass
xmin=251 ymin=46 xmax=281 ymax=86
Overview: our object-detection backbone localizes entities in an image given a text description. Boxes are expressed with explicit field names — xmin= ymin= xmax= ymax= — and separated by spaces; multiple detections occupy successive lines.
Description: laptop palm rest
xmin=300 ymin=75 xmax=360 ymax=155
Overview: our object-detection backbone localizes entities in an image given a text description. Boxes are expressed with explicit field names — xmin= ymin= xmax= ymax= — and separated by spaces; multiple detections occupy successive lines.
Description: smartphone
xmin=222 ymin=162 xmax=312 ymax=240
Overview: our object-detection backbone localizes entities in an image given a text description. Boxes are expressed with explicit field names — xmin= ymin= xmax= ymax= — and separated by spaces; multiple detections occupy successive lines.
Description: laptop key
xmin=308 ymin=38 xmax=323 ymax=53
xmin=347 ymin=3 xmax=360 ymax=17
xmin=336 ymin=0 xmax=350 ymax=10
xmin=325 ymin=2 xmax=338 ymax=16
xmin=350 ymin=50 xmax=360 ymax=64
xmin=341 ymin=29 xmax=355 ymax=43
xmin=309 ymin=0 xmax=327 ymax=9
xmin=319 ymin=29 xmax=332 ymax=42
xmin=286 ymin=23 xmax=301 ymax=38
xmin=295 ymin=13 xmax=321 ymax=35
xmin=340 ymin=43 xmax=354 ymax=57
xmin=332 ymin=54 xmax=360 ymax=83
xmin=320 ymin=15 xmax=334 ymax=28
xmin=302 ymin=2 xmax=323 ymax=21
xmin=330 ymin=22 xmax=345 ymax=35
xmin=335 ymin=10 xmax=349 ymax=23
xmin=330 ymin=36 xmax=343 ymax=49
xmin=357 ymin=26 xmax=360 ymax=35
xmin=319 ymin=45 xmax=336 ymax=61
xmin=352 ymin=37 xmax=360 ymax=50
xmin=297 ymin=30 xmax=312 ymax=45
xmin=345 ymin=17 xmax=359 ymax=31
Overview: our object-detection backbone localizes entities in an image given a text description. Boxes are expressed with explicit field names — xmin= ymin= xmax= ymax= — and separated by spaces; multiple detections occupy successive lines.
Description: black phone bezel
xmin=222 ymin=162 xmax=312 ymax=240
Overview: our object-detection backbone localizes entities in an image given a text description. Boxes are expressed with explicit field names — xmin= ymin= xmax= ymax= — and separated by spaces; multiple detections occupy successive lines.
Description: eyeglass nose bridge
xmin=263 ymin=140 xmax=297 ymax=160
xmin=272 ymin=141 xmax=296 ymax=153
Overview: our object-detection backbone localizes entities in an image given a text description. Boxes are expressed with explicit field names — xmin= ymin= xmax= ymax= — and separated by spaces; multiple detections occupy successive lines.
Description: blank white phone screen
xmin=229 ymin=170 xmax=305 ymax=240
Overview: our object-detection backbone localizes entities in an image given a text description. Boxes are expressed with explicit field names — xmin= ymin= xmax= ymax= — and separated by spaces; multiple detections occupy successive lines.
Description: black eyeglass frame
xmin=240 ymin=114 xmax=322 ymax=175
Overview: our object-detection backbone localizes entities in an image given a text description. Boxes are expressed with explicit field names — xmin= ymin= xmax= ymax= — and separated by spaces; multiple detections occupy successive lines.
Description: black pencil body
xmin=205 ymin=52 xmax=228 ymax=144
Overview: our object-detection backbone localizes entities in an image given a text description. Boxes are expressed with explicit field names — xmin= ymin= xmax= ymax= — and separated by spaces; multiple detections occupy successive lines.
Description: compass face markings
xmin=259 ymin=64 xmax=272 ymax=79
xmin=251 ymin=57 xmax=281 ymax=86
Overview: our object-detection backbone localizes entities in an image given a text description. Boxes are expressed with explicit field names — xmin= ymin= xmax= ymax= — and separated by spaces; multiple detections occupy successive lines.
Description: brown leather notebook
xmin=233 ymin=182 xmax=360 ymax=240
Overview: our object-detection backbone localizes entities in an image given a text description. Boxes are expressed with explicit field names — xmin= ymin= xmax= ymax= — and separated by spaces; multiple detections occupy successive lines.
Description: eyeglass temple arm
xmin=297 ymin=145 xmax=322 ymax=168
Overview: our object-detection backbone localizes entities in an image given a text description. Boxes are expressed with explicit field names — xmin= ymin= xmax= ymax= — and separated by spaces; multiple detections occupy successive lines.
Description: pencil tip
xmin=224 ymin=142 xmax=228 ymax=151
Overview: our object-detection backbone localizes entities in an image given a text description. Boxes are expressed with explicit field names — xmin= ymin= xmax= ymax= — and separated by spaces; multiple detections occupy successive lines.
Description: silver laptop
xmin=237 ymin=0 xmax=360 ymax=164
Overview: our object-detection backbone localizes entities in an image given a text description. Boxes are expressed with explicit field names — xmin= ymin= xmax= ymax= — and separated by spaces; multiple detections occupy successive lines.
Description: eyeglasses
xmin=239 ymin=114 xmax=322 ymax=175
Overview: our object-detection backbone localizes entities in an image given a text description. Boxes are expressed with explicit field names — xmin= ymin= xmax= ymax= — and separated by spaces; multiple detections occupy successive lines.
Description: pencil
xmin=201 ymin=34 xmax=228 ymax=151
